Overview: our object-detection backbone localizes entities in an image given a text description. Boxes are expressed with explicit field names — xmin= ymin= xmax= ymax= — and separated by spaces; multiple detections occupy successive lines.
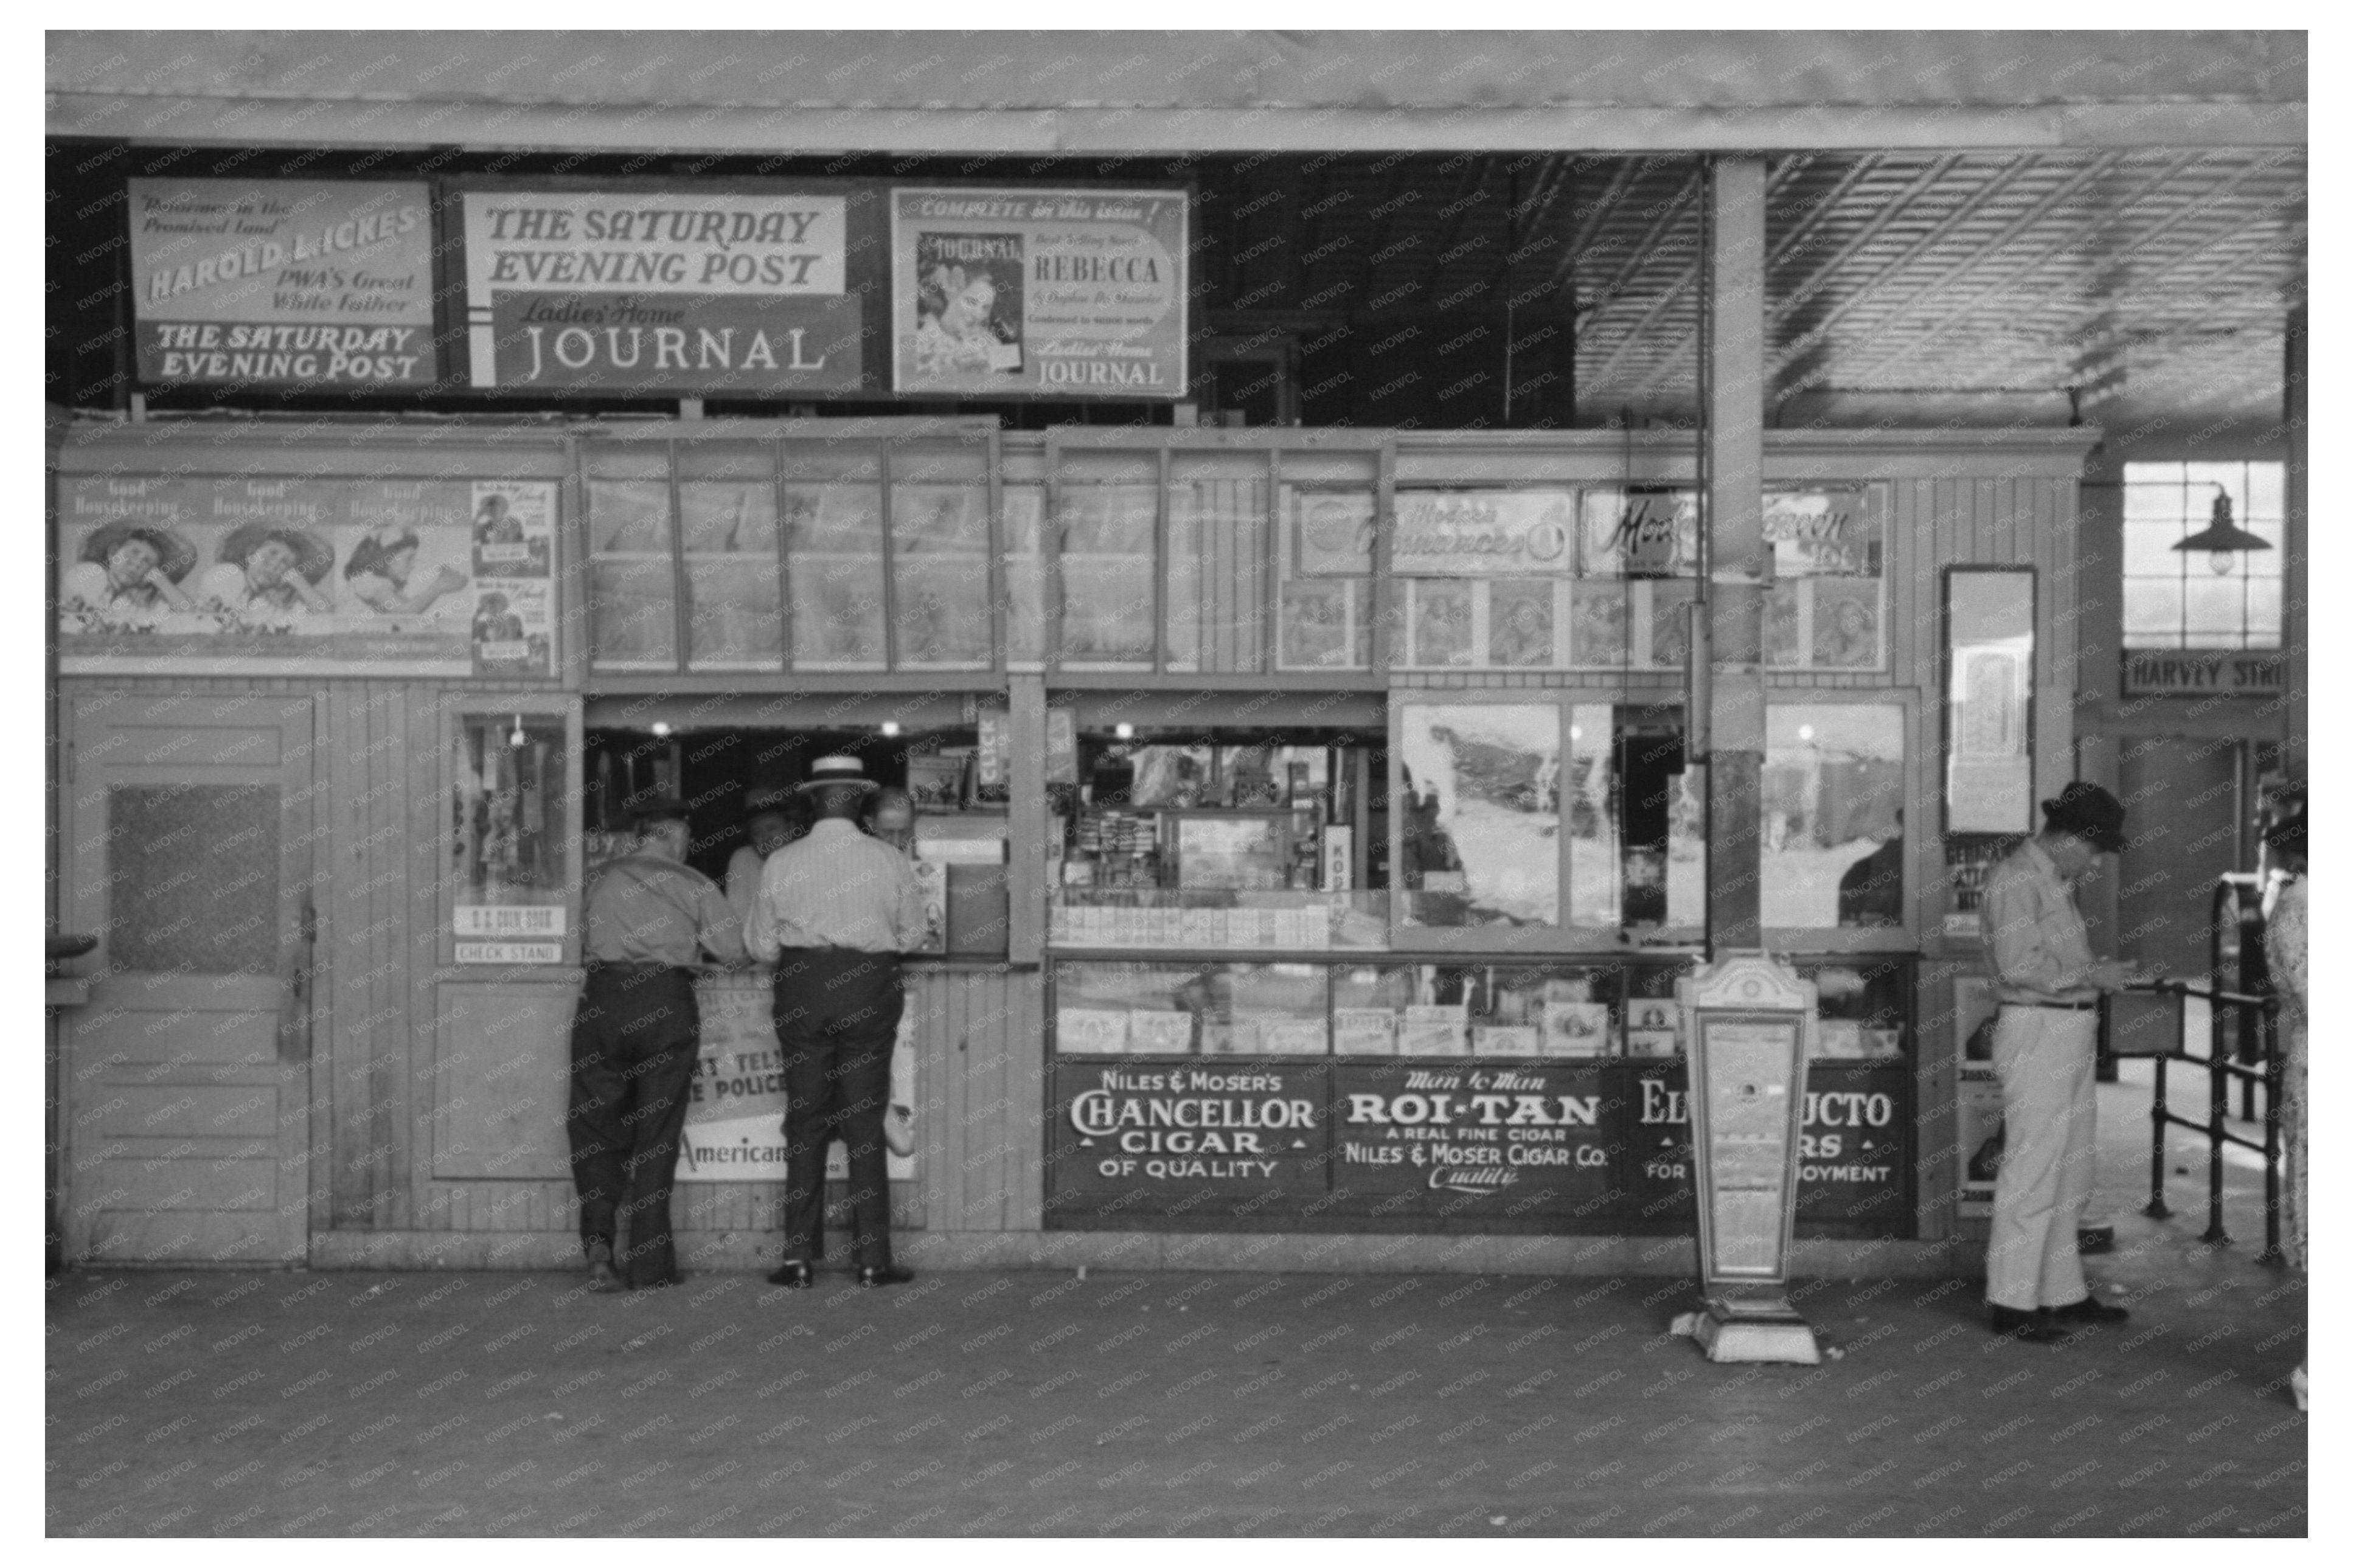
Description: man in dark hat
xmin=1979 ymin=781 xmax=2157 ymax=1341
xmin=745 ymin=757 xmax=928 ymax=1288
xmin=568 ymin=796 xmax=747 ymax=1292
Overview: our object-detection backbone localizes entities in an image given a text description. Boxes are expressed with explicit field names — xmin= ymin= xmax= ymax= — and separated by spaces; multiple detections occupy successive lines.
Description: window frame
xmin=436 ymin=692 xmax=586 ymax=972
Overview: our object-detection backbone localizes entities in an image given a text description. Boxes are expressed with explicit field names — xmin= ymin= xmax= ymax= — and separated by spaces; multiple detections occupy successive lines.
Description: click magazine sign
xmin=891 ymin=187 xmax=1189 ymax=398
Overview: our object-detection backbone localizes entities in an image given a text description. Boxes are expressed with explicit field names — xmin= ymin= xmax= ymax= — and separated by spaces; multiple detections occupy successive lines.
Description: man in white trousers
xmin=1980 ymin=782 xmax=2155 ymax=1342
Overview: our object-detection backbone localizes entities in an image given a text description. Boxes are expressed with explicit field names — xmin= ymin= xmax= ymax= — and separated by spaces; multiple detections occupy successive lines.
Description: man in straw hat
xmin=568 ymin=794 xmax=747 ymax=1292
xmin=1979 ymin=781 xmax=2159 ymax=1342
xmin=746 ymin=756 xmax=928 ymax=1288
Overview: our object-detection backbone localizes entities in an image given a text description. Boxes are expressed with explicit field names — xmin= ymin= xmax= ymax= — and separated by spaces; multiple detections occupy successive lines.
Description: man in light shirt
xmin=746 ymin=757 xmax=928 ymax=1288
xmin=570 ymin=796 xmax=747 ymax=1293
xmin=1979 ymin=782 xmax=2155 ymax=1342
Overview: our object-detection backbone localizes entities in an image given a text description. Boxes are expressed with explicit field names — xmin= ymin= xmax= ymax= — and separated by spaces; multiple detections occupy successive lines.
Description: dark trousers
xmin=568 ymin=966 xmax=700 ymax=1289
xmin=773 ymin=948 xmax=902 ymax=1270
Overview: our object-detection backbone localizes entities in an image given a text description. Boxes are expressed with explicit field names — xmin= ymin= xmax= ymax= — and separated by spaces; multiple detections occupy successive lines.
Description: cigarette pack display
xmin=1625 ymin=998 xmax=1678 ymax=1034
xmin=1259 ymin=1020 xmax=1330 ymax=1056
xmin=1814 ymin=1019 xmax=1865 ymax=1059
xmin=1399 ymin=1005 xmax=1470 ymax=1056
xmin=909 ymin=858 xmax=948 ymax=954
xmin=1201 ymin=1019 xmax=1262 ymax=1056
xmin=1321 ymin=825 xmax=1354 ymax=891
xmin=1474 ymin=1025 xmax=1541 ymax=1058
xmin=1626 ymin=1029 xmax=1681 ymax=1059
xmin=1126 ymin=1010 xmax=1193 ymax=1055
xmin=1541 ymin=1001 xmax=1614 ymax=1056
xmin=1333 ymin=1008 xmax=1397 ymax=1055
xmin=1059 ymin=1008 xmax=1131 ymax=1054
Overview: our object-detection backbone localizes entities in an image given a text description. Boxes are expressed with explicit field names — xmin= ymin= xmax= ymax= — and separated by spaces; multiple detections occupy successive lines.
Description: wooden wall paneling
xmin=1004 ymin=965 xmax=1046 ymax=1232
xmin=380 ymin=684 xmax=415 ymax=1223
xmin=408 ymin=686 xmax=452 ymax=1232
xmin=325 ymin=685 xmax=371 ymax=1228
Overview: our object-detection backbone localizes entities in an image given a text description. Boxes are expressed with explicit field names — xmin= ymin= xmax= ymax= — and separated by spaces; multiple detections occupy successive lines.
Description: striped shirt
xmin=746 ymin=818 xmax=926 ymax=958
xmin=582 ymin=852 xmax=748 ymax=967
xmin=1981 ymin=838 xmax=2099 ymax=1005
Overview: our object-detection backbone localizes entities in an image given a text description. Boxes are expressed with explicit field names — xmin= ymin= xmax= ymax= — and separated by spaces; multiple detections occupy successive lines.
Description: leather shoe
xmin=2049 ymin=1292 xmax=2128 ymax=1323
xmin=858 ymin=1264 xmax=916 ymax=1288
xmin=1989 ymin=1305 xmax=2071 ymax=1342
xmin=584 ymin=1241 xmax=622 ymax=1295
xmin=767 ymin=1261 xmax=815 ymax=1289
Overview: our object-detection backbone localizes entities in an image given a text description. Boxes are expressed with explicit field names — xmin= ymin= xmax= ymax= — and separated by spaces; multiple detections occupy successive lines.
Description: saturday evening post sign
xmin=128 ymin=179 xmax=437 ymax=389
xmin=457 ymin=190 xmax=864 ymax=393
xmin=891 ymin=187 xmax=1189 ymax=398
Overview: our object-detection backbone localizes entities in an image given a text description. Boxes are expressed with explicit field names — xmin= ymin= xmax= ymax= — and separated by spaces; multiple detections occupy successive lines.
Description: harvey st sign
xmin=2122 ymin=649 xmax=2285 ymax=697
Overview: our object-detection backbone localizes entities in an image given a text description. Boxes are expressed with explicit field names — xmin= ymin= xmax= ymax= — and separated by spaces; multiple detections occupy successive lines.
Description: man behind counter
xmin=569 ymin=796 xmax=747 ymax=1292
xmin=746 ymin=757 xmax=928 ymax=1288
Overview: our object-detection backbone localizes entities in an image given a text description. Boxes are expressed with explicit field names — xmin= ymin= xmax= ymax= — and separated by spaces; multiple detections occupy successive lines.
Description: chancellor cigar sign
xmin=458 ymin=191 xmax=863 ymax=392
xmin=129 ymin=179 xmax=437 ymax=388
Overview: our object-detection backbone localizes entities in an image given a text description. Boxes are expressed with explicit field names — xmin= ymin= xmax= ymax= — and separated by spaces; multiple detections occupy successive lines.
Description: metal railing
xmin=2132 ymin=979 xmax=2282 ymax=1260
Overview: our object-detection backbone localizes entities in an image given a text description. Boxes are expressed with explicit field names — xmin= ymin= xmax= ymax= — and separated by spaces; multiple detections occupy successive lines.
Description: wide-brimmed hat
xmin=345 ymin=526 xmax=422 ymax=580
xmin=2040 ymin=782 xmax=2128 ymax=854
xmin=81 ymin=521 xmax=198 ymax=583
xmin=796 ymin=755 xmax=878 ymax=794
xmin=623 ymin=793 xmax=693 ymax=827
xmin=219 ymin=522 xmax=335 ymax=584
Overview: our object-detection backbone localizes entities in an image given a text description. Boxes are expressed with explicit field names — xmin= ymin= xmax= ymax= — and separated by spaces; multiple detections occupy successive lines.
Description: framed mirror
xmin=1942 ymin=567 xmax=2035 ymax=836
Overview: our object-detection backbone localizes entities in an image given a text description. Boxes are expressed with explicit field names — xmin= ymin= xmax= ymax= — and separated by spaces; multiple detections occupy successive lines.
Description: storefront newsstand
xmin=50 ymin=413 xmax=2090 ymax=1272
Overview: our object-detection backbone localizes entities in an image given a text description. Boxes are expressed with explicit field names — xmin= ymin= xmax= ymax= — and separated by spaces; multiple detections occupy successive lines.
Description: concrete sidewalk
xmin=46 ymin=1071 xmax=2306 ymax=1538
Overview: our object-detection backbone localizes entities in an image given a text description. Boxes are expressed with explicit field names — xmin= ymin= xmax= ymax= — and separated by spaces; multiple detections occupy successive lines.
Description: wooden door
xmin=60 ymin=693 xmax=321 ymax=1264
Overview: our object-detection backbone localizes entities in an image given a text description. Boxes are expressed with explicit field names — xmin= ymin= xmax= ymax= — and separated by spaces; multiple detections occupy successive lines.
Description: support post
xmin=1701 ymin=157 xmax=1768 ymax=954
xmin=2282 ymin=304 xmax=2306 ymax=787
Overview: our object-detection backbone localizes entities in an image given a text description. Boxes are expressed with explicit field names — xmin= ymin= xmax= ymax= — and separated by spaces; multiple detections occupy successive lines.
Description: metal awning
xmin=46 ymin=30 xmax=2306 ymax=154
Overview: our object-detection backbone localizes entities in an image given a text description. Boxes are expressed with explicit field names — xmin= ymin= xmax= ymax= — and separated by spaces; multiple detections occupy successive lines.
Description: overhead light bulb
xmin=881 ymin=721 xmax=900 ymax=737
xmin=1799 ymin=724 xmax=1816 ymax=743
xmin=509 ymin=713 xmax=526 ymax=749
xmin=651 ymin=721 xmax=672 ymax=739
xmin=1114 ymin=723 xmax=1135 ymax=740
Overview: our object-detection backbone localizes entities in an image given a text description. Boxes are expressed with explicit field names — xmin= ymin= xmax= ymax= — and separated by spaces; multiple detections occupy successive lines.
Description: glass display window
xmin=1054 ymin=959 xmax=1329 ymax=1057
xmin=1762 ymin=700 xmax=1910 ymax=937
xmin=585 ymin=448 xmax=677 ymax=670
xmin=784 ymin=443 xmax=886 ymax=670
xmin=677 ymin=442 xmax=782 ymax=672
xmin=1389 ymin=488 xmax=1574 ymax=671
xmin=1003 ymin=482 xmax=1048 ymax=670
xmin=1793 ymin=956 xmax=1913 ymax=1060
xmin=1168 ymin=453 xmax=1272 ymax=673
xmin=1054 ymin=452 xmax=1158 ymax=669
xmin=889 ymin=443 xmax=993 ymax=670
xmin=1049 ymin=727 xmax=1389 ymax=955
xmin=443 ymin=699 xmax=582 ymax=966
xmin=1764 ymin=485 xmax=1889 ymax=671
xmin=1276 ymin=484 xmax=1375 ymax=671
